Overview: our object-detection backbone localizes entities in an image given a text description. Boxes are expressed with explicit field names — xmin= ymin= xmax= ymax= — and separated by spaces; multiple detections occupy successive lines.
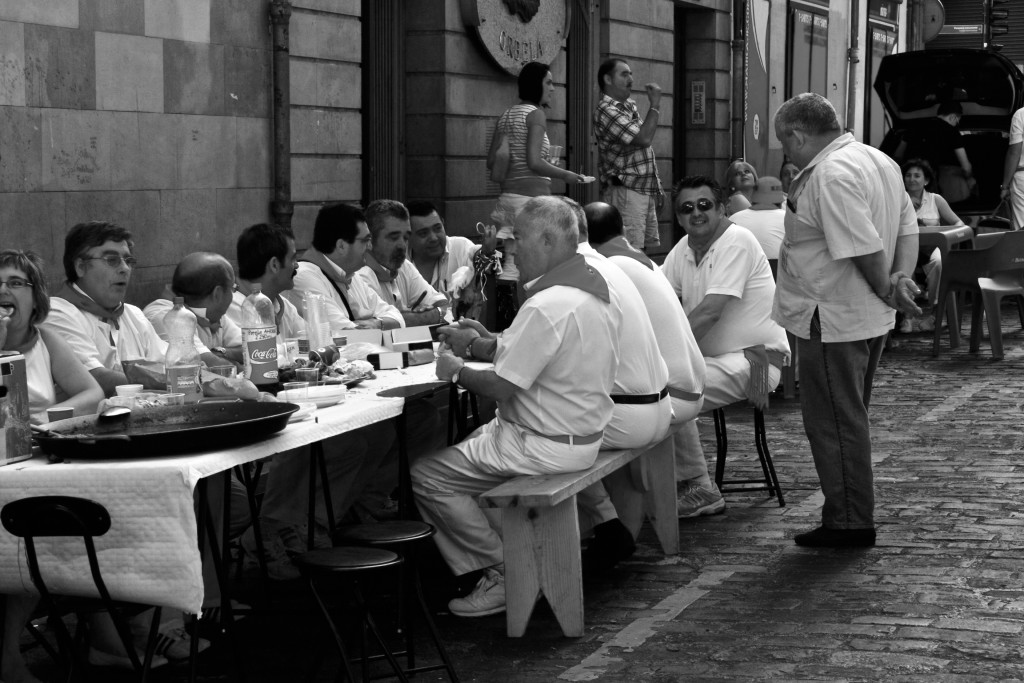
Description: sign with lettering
xmin=461 ymin=0 xmax=568 ymax=75
xmin=692 ymin=80 xmax=706 ymax=125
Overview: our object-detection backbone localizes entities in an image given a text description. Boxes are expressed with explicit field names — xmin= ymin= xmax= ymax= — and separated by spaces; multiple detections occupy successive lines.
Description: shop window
xmin=787 ymin=5 xmax=829 ymax=97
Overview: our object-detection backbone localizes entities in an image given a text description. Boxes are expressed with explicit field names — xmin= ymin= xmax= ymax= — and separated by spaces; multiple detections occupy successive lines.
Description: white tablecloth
xmin=0 ymin=389 xmax=409 ymax=614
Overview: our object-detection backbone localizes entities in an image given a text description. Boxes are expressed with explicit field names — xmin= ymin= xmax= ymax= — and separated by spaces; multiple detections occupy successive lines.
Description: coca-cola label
xmin=243 ymin=326 xmax=278 ymax=385
xmin=166 ymin=365 xmax=202 ymax=403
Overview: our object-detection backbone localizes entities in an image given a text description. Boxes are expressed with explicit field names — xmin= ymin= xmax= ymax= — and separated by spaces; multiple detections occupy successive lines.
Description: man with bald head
xmin=413 ymin=195 xmax=619 ymax=618
xmin=144 ymin=252 xmax=243 ymax=368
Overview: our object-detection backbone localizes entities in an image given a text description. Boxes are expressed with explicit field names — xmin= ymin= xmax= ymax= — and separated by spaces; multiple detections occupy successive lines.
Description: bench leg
xmin=501 ymin=499 xmax=584 ymax=638
xmin=641 ymin=436 xmax=679 ymax=555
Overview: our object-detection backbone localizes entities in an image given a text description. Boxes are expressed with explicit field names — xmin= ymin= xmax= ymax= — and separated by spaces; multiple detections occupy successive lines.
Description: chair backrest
xmin=976 ymin=231 xmax=1024 ymax=277
xmin=1 ymin=496 xmax=111 ymax=539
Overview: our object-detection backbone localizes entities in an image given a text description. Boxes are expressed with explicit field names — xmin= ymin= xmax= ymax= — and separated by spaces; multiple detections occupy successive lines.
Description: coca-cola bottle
xmin=241 ymin=285 xmax=279 ymax=389
xmin=163 ymin=297 xmax=202 ymax=403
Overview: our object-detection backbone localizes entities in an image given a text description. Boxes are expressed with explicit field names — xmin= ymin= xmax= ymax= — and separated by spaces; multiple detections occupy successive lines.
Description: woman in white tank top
xmin=0 ymin=249 xmax=103 ymax=424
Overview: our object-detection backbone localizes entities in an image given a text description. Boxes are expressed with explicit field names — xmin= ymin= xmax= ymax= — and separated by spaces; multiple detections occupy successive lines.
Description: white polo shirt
xmin=495 ymin=279 xmax=618 ymax=439
xmin=601 ymin=247 xmax=706 ymax=397
xmin=355 ymin=260 xmax=448 ymax=311
xmin=43 ymin=297 xmax=167 ymax=371
xmin=728 ymin=207 xmax=786 ymax=260
xmin=662 ymin=224 xmax=789 ymax=358
xmin=285 ymin=257 xmax=403 ymax=330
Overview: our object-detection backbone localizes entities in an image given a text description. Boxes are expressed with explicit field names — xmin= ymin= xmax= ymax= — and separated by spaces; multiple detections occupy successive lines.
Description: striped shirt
xmin=593 ymin=93 xmax=662 ymax=196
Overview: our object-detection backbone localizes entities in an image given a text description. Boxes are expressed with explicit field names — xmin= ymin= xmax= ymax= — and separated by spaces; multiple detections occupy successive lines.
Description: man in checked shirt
xmin=593 ymin=58 xmax=665 ymax=252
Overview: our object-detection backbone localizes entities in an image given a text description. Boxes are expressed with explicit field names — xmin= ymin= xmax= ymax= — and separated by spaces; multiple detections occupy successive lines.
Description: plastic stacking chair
xmin=935 ymin=231 xmax=1024 ymax=360
xmin=712 ymin=406 xmax=785 ymax=507
xmin=0 ymin=496 xmax=163 ymax=682
xmin=332 ymin=521 xmax=459 ymax=681
xmin=292 ymin=546 xmax=407 ymax=682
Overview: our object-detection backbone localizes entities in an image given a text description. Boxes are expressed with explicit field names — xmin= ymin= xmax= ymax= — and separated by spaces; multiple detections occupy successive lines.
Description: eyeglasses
xmin=0 ymin=278 xmax=32 ymax=290
xmin=356 ymin=236 xmax=373 ymax=244
xmin=676 ymin=198 xmax=716 ymax=215
xmin=80 ymin=255 xmax=138 ymax=268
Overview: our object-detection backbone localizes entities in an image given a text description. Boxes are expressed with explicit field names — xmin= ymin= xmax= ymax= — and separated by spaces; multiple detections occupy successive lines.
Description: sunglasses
xmin=676 ymin=198 xmax=716 ymax=215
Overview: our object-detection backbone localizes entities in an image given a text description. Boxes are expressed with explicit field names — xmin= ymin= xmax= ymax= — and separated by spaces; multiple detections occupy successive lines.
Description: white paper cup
xmin=46 ymin=407 xmax=75 ymax=422
xmin=115 ymin=384 xmax=144 ymax=396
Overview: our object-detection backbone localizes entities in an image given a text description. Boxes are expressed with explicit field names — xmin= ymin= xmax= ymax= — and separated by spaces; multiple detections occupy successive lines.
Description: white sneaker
xmin=677 ymin=482 xmax=726 ymax=518
xmin=448 ymin=568 xmax=505 ymax=617
xmin=154 ymin=626 xmax=210 ymax=662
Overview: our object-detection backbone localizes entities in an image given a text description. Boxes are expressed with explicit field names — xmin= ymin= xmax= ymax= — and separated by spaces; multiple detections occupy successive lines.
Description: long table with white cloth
xmin=0 ymin=363 xmax=448 ymax=615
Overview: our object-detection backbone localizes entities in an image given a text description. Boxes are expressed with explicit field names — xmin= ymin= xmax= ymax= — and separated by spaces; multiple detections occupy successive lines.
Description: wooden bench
xmin=478 ymin=434 xmax=677 ymax=637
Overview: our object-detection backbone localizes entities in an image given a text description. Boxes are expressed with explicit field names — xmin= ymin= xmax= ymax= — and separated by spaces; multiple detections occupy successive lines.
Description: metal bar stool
xmin=292 ymin=546 xmax=407 ymax=682
xmin=712 ymin=406 xmax=785 ymax=507
xmin=332 ymin=522 xmax=459 ymax=682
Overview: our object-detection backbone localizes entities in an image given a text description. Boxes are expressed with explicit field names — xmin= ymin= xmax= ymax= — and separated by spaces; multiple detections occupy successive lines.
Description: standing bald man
xmin=773 ymin=93 xmax=920 ymax=548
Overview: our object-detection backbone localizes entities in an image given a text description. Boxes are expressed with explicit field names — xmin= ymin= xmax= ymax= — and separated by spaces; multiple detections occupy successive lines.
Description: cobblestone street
xmin=20 ymin=317 xmax=1024 ymax=682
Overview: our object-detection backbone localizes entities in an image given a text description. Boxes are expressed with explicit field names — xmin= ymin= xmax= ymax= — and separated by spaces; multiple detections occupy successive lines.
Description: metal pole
xmin=845 ymin=0 xmax=860 ymax=135
xmin=270 ymin=1 xmax=294 ymax=231
xmin=731 ymin=0 xmax=747 ymax=160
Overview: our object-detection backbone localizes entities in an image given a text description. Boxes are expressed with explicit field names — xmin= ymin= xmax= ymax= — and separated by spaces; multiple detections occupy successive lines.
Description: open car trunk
xmin=875 ymin=49 xmax=1024 ymax=219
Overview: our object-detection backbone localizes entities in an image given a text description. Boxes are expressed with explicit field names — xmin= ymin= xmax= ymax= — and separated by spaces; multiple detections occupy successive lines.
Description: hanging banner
xmin=745 ymin=0 xmax=772 ymax=173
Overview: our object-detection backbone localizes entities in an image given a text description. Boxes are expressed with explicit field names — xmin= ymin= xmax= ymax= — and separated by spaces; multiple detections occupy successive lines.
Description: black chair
xmin=332 ymin=521 xmax=459 ymax=681
xmin=712 ymin=406 xmax=785 ymax=507
xmin=1 ymin=496 xmax=163 ymax=682
xmin=292 ymin=546 xmax=407 ymax=682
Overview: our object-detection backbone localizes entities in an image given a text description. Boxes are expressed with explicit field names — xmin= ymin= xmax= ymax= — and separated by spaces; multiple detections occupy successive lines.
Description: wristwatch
xmin=451 ymin=368 xmax=462 ymax=385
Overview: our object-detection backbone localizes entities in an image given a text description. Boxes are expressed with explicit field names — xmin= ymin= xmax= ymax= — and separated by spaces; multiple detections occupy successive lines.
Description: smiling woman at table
xmin=0 ymin=250 xmax=104 ymax=424
xmin=902 ymin=160 xmax=965 ymax=331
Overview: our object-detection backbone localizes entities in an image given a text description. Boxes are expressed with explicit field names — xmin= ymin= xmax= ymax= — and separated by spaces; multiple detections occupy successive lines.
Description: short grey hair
xmin=556 ymin=196 xmax=588 ymax=240
xmin=775 ymin=93 xmax=841 ymax=137
xmin=518 ymin=196 xmax=579 ymax=249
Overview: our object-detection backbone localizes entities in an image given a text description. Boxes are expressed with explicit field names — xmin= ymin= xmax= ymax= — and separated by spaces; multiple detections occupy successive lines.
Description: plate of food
xmin=328 ymin=360 xmax=376 ymax=388
xmin=278 ymin=386 xmax=347 ymax=409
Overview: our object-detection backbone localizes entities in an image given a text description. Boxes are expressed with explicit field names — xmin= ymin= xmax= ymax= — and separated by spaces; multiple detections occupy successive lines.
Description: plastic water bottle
xmin=163 ymin=297 xmax=202 ymax=403
xmin=241 ymin=285 xmax=279 ymax=388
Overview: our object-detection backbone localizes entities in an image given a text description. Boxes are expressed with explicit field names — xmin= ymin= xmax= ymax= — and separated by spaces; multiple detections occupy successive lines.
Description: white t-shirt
xmin=602 ymin=249 xmax=706 ymax=397
xmin=495 ymin=277 xmax=618 ymax=438
xmin=43 ymin=296 xmax=167 ymax=372
xmin=728 ymin=207 xmax=786 ymax=260
xmin=142 ymin=298 xmax=242 ymax=352
xmin=578 ymin=243 xmax=668 ymax=396
xmin=355 ymin=260 xmax=447 ymax=311
xmin=662 ymin=224 xmax=789 ymax=358
xmin=285 ymin=255 xmax=403 ymax=331
xmin=1010 ymin=107 xmax=1024 ymax=146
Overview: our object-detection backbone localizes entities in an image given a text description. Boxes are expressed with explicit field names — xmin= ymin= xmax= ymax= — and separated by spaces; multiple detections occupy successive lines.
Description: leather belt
xmin=668 ymin=387 xmax=702 ymax=402
xmin=533 ymin=430 xmax=604 ymax=446
xmin=611 ymin=386 xmax=669 ymax=404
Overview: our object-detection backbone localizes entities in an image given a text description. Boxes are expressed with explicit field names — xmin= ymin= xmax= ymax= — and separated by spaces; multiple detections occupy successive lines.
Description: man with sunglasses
xmin=773 ymin=93 xmax=919 ymax=548
xmin=661 ymin=177 xmax=790 ymax=519
xmin=42 ymin=221 xmax=168 ymax=397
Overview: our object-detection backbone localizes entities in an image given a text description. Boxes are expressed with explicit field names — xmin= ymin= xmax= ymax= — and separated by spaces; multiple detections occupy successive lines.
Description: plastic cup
xmin=207 ymin=365 xmax=237 ymax=378
xmin=295 ymin=367 xmax=320 ymax=385
xmin=46 ymin=407 xmax=75 ymax=422
xmin=282 ymin=381 xmax=308 ymax=400
xmin=115 ymin=384 xmax=144 ymax=397
xmin=548 ymin=145 xmax=562 ymax=167
xmin=159 ymin=393 xmax=185 ymax=406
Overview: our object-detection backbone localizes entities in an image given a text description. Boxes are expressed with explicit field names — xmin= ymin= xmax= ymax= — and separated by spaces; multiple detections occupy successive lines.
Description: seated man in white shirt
xmin=661 ymin=176 xmax=790 ymax=519
xmin=41 ymin=221 xmax=167 ymax=397
xmin=407 ymin=200 xmax=500 ymax=319
xmin=226 ymin=223 xmax=395 ymax=580
xmin=414 ymin=196 xmax=619 ymax=617
xmin=143 ymin=252 xmax=243 ymax=369
xmin=357 ymin=199 xmax=449 ymax=327
xmin=284 ymin=203 xmax=403 ymax=331
xmin=728 ymin=176 xmax=787 ymax=260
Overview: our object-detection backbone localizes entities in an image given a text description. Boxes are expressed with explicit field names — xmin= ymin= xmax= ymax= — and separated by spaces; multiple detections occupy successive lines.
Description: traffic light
xmin=985 ymin=0 xmax=1009 ymax=51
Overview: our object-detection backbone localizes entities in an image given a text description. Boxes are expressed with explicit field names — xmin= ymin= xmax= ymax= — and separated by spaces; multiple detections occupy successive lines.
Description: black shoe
xmin=794 ymin=526 xmax=876 ymax=548
xmin=582 ymin=519 xmax=636 ymax=574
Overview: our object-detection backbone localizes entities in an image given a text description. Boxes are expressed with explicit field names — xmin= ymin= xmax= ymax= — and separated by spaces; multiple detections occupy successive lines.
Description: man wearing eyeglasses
xmin=284 ymin=202 xmax=403 ymax=331
xmin=42 ymin=221 xmax=168 ymax=397
xmin=661 ymin=176 xmax=790 ymax=519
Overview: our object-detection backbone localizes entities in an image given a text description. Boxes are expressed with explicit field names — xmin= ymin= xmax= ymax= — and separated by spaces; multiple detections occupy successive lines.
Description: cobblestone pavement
xmin=19 ymin=317 xmax=1024 ymax=682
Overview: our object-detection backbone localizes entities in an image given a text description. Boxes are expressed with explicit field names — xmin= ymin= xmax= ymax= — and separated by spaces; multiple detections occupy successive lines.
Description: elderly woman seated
xmin=1 ymin=249 xmax=104 ymax=683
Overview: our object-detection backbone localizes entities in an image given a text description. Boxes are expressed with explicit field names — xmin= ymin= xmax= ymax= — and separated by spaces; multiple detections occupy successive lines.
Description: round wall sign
xmin=461 ymin=0 xmax=569 ymax=75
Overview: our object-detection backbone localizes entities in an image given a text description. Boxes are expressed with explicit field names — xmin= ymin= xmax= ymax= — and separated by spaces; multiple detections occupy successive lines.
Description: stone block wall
xmin=0 ymin=0 xmax=273 ymax=307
